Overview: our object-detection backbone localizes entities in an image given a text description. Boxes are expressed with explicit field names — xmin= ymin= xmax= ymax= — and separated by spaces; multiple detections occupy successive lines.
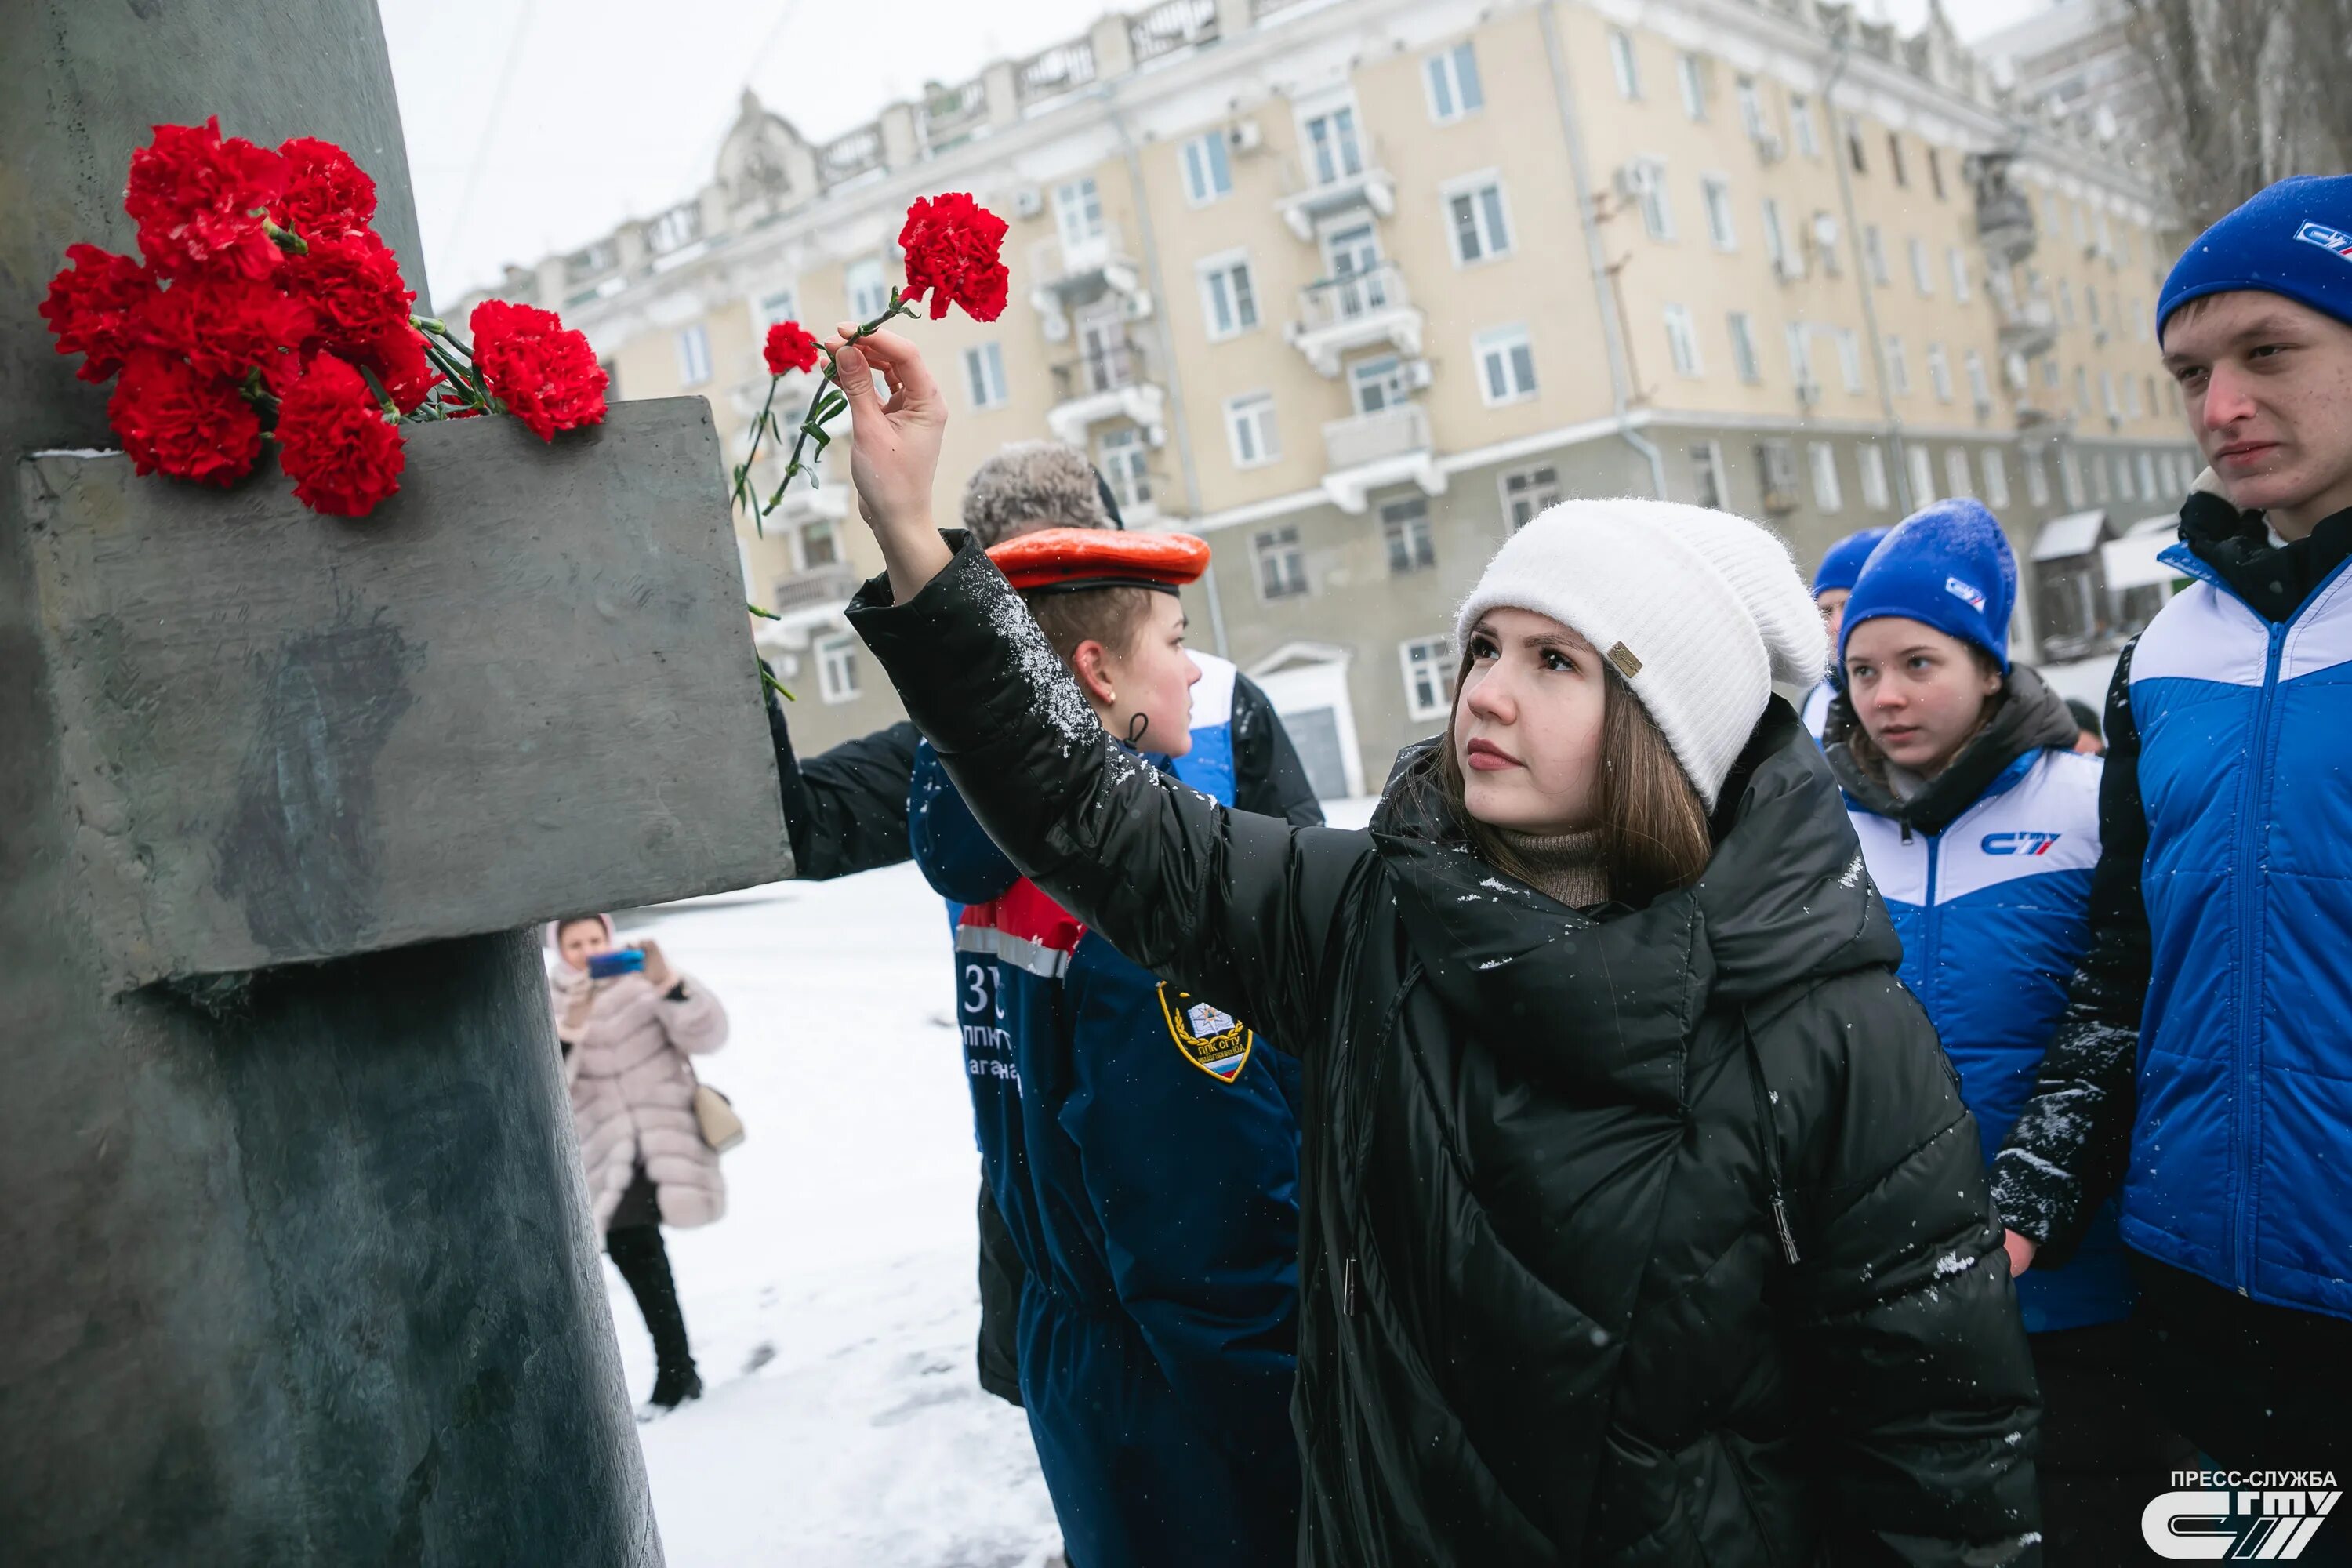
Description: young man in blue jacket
xmin=1996 ymin=176 xmax=2352 ymax=1497
xmin=1800 ymin=525 xmax=1888 ymax=739
xmin=913 ymin=525 xmax=1302 ymax=1568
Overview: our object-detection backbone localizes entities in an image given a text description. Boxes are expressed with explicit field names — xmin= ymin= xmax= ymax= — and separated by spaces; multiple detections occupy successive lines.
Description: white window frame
xmin=1224 ymin=391 xmax=1279 ymax=469
xmin=2025 ymin=450 xmax=2050 ymax=506
xmin=1727 ymin=310 xmax=1762 ymax=383
xmin=1181 ymin=131 xmax=1232 ymax=205
xmin=1809 ymin=441 xmax=1843 ymax=512
xmin=1625 ymin=159 xmax=1674 ymax=242
xmin=1254 ymin=524 xmax=1308 ymax=600
xmin=1836 ymin=328 xmax=1864 ymax=394
xmin=1965 ymin=349 xmax=1991 ymax=410
xmin=1790 ymin=93 xmax=1820 ymax=158
xmin=1610 ymin=27 xmax=1641 ymax=100
xmin=1298 ymin=98 xmax=1366 ymax=187
xmin=1945 ymin=445 xmax=1974 ymax=500
xmin=1691 ymin=441 xmax=1726 ymax=509
xmin=1380 ymin=495 xmax=1436 ymax=575
xmin=1474 ymin=324 xmax=1539 ymax=405
xmin=1676 ymin=52 xmax=1707 ymax=120
xmin=846 ymin=258 xmax=889 ymax=319
xmin=1425 ymin=41 xmax=1485 ymax=124
xmin=1735 ymin=75 xmax=1769 ymax=141
xmin=1908 ymin=235 xmax=1934 ymax=296
xmin=1947 ymin=245 xmax=1972 ymax=303
xmin=1858 ymin=441 xmax=1891 ymax=508
xmin=815 ymin=633 xmax=861 ymax=705
xmin=1098 ymin=425 xmax=1152 ymax=513
xmin=1762 ymin=197 xmax=1793 ymax=275
xmin=1664 ymin=304 xmax=1704 ymax=379
xmin=1700 ymin=176 xmax=1737 ymax=251
xmin=675 ymin=323 xmax=712 ymax=387
xmin=961 ymin=341 xmax=1009 ymax=410
xmin=1984 ymin=447 xmax=2012 ymax=507
xmin=1053 ymin=177 xmax=1105 ymax=249
xmin=1784 ymin=321 xmax=1814 ymax=388
xmin=1864 ymin=225 xmax=1889 ymax=286
xmin=757 ymin=284 xmax=800 ymax=330
xmin=1196 ymin=249 xmax=1259 ymax=341
xmin=1499 ymin=462 xmax=1562 ymax=530
xmin=1907 ymin=443 xmax=1936 ymax=506
xmin=2137 ymin=450 xmax=2158 ymax=498
xmin=1884 ymin=334 xmax=1910 ymax=396
xmin=1443 ymin=172 xmax=1515 ymax=265
xmin=1400 ymin=637 xmax=1454 ymax=722
xmin=1927 ymin=341 xmax=1953 ymax=403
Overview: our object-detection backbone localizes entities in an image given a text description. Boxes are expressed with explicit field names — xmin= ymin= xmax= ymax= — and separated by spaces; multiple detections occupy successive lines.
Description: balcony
xmin=1319 ymin=402 xmax=1444 ymax=514
xmin=1285 ymin=264 xmax=1423 ymax=376
xmin=1026 ymin=219 xmax=1151 ymax=342
xmin=1046 ymin=342 xmax=1167 ymax=447
xmin=1998 ymin=297 xmax=2059 ymax=361
xmin=754 ymin=561 xmax=864 ymax=648
xmin=1274 ymin=157 xmax=1396 ymax=243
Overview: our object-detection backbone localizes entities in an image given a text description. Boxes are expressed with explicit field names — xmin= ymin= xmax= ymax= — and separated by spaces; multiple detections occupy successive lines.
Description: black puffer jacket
xmin=848 ymin=540 xmax=2042 ymax=1566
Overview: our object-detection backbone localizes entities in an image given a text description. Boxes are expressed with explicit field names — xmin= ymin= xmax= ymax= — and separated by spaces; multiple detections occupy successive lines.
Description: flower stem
xmin=775 ymin=291 xmax=920 ymax=496
xmin=735 ymin=375 xmax=784 ymax=535
xmin=261 ymin=217 xmax=310 ymax=256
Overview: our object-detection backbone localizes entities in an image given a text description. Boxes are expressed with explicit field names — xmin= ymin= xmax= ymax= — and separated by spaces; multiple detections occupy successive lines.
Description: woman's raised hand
xmin=826 ymin=325 xmax=954 ymax=603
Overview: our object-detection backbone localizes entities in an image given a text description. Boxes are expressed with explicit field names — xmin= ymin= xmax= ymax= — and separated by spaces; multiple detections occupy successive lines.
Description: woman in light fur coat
xmin=549 ymin=913 xmax=729 ymax=1414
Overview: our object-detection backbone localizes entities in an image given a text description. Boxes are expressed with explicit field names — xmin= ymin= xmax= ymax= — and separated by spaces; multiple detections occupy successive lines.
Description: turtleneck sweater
xmin=1497 ymin=826 xmax=1611 ymax=909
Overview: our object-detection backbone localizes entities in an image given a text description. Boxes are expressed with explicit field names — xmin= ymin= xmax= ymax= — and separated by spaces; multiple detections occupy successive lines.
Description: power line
xmin=435 ymin=0 xmax=541 ymax=279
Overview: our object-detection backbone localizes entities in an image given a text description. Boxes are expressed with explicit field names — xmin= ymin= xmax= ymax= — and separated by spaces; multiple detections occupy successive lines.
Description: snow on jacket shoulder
xmin=551 ymin=964 xmax=728 ymax=1233
xmin=848 ymin=539 xmax=2042 ymax=1568
xmin=1832 ymin=668 xmax=2131 ymax=1334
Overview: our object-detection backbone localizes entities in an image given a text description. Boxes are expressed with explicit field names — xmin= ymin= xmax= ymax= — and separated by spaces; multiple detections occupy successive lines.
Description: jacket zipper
xmin=2232 ymin=622 xmax=2287 ymax=1295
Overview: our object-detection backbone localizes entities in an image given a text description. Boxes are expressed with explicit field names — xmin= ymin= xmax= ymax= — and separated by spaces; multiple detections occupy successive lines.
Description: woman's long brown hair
xmin=1429 ymin=637 xmax=1713 ymax=906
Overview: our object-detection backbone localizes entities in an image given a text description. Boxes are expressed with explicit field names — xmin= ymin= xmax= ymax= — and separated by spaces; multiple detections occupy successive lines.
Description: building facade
xmin=455 ymin=0 xmax=2201 ymax=797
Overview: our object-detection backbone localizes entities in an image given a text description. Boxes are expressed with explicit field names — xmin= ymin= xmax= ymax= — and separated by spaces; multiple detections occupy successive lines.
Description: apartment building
xmin=453 ymin=0 xmax=2200 ymax=797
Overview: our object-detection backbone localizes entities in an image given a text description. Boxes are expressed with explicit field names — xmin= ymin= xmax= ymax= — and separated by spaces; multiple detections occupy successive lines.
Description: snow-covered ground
xmin=602 ymin=798 xmax=1376 ymax=1565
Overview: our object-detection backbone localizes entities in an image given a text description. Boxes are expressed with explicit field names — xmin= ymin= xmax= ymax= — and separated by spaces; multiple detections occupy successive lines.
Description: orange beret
xmin=985 ymin=527 xmax=1210 ymax=595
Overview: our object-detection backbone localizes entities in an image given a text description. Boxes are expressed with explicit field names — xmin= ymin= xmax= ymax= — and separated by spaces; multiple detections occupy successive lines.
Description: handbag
xmin=691 ymin=1079 xmax=746 ymax=1153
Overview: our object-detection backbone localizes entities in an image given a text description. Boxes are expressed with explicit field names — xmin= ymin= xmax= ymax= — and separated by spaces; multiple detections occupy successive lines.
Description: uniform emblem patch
xmin=1157 ymin=985 xmax=1254 ymax=1083
xmin=2295 ymin=220 xmax=2352 ymax=260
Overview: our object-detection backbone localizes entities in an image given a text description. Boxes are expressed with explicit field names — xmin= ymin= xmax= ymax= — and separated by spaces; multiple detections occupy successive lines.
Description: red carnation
xmin=282 ymin=230 xmax=413 ymax=354
xmin=764 ymin=320 xmax=821 ymax=376
xmin=351 ymin=321 xmax=443 ymax=415
xmin=140 ymin=274 xmax=315 ymax=397
xmin=106 ymin=347 xmax=262 ymax=487
xmin=275 ymin=352 xmax=405 ymax=517
xmin=470 ymin=299 xmax=608 ymax=441
xmin=124 ymin=118 xmax=286 ymax=280
xmin=897 ymin=192 xmax=1010 ymax=322
xmin=40 ymin=245 xmax=158 ymax=383
xmin=274 ymin=137 xmax=377 ymax=239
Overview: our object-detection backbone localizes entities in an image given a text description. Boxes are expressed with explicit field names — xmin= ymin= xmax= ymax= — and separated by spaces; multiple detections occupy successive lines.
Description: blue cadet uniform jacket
xmin=1831 ymin=668 xmax=2134 ymax=1333
xmin=911 ymin=697 xmax=1304 ymax=1566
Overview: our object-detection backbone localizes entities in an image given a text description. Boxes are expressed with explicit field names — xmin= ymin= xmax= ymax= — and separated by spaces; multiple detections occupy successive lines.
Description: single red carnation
xmin=469 ymin=299 xmax=609 ymax=441
xmin=140 ymin=274 xmax=316 ymax=397
xmin=124 ymin=118 xmax=286 ymax=280
xmin=897 ymin=192 xmax=1010 ymax=323
xmin=106 ymin=347 xmax=262 ymax=487
xmin=764 ymin=320 xmax=821 ymax=376
xmin=275 ymin=352 xmax=405 ymax=517
xmin=282 ymin=230 xmax=414 ymax=355
xmin=350 ymin=321 xmax=443 ymax=415
xmin=40 ymin=245 xmax=158 ymax=383
xmin=274 ymin=137 xmax=377 ymax=238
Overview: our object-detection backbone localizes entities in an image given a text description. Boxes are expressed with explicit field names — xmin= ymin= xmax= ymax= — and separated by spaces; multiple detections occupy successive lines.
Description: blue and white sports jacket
xmin=1839 ymin=688 xmax=2132 ymax=1333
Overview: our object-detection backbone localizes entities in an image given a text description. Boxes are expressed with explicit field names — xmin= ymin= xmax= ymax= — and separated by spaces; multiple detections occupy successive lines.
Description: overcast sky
xmin=383 ymin=0 xmax=2056 ymax=303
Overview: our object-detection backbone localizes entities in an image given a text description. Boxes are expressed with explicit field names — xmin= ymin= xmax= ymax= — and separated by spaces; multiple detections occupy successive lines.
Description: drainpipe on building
xmin=1537 ymin=0 xmax=1668 ymax=500
xmin=1107 ymin=91 xmax=1232 ymax=659
xmin=1824 ymin=39 xmax=1916 ymax=512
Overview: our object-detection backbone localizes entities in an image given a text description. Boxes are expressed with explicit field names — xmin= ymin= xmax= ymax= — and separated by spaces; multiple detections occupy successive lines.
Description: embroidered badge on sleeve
xmin=1157 ymin=984 xmax=1254 ymax=1083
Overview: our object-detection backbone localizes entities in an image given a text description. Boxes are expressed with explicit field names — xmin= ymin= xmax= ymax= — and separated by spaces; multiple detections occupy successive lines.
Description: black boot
xmin=607 ymin=1223 xmax=700 ymax=1414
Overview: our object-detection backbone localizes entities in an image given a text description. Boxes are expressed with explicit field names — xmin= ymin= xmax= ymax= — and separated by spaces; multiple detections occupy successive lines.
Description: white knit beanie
xmin=1454 ymin=499 xmax=1825 ymax=809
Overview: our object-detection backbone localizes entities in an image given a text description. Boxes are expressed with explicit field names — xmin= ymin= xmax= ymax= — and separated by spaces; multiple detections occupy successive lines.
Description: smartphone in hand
xmin=587 ymin=947 xmax=646 ymax=979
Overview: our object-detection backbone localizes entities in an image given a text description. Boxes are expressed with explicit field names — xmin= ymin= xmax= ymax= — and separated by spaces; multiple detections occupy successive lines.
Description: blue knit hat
xmin=2158 ymin=175 xmax=2352 ymax=345
xmin=1810 ymin=527 xmax=1890 ymax=597
xmin=1839 ymin=500 xmax=2019 ymax=673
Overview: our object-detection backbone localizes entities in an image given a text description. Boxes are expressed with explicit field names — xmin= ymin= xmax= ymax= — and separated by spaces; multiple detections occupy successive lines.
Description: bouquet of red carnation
xmin=39 ymin=118 xmax=609 ymax=520
xmin=734 ymin=191 xmax=1008 ymax=536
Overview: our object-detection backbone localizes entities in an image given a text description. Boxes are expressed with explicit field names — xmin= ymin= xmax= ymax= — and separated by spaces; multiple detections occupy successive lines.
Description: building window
xmin=1947 ymin=245 xmax=1972 ymax=303
xmin=1836 ymin=328 xmax=1864 ymax=394
xmin=757 ymin=285 xmax=799 ymax=329
xmin=2025 ymin=450 xmax=2051 ymax=506
xmin=1254 ymin=525 xmax=1307 ymax=599
xmin=1810 ymin=441 xmax=1843 ymax=512
xmin=1098 ymin=426 xmax=1152 ymax=513
xmin=1500 ymin=463 xmax=1562 ymax=530
xmin=2090 ymin=453 xmax=2113 ymax=503
xmin=1381 ymin=496 xmax=1436 ymax=575
xmin=1789 ymin=92 xmax=1820 ymax=157
xmin=1736 ymin=76 xmax=1769 ymax=142
xmin=675 ymin=323 xmax=712 ymax=387
xmin=1859 ymin=441 xmax=1891 ymax=508
xmin=1728 ymin=311 xmax=1762 ymax=383
xmin=1762 ymin=198 xmax=1794 ymax=276
xmin=1181 ymin=132 xmax=1232 ymax=205
xmin=1225 ymin=392 xmax=1279 ymax=468
xmin=1425 ymin=41 xmax=1485 ymax=123
xmin=1965 ymin=350 xmax=1991 ymax=410
xmin=1887 ymin=132 xmax=1908 ymax=186
xmin=1446 ymin=178 xmax=1515 ymax=263
xmin=1677 ymin=52 xmax=1707 ymax=120
xmin=1692 ymin=441 xmax=1726 ymax=509
xmin=2146 ymin=372 xmax=2161 ymax=416
xmin=1884 ymin=335 xmax=1910 ymax=396
xmin=1610 ymin=27 xmax=1641 ymax=100
xmin=1662 ymin=305 xmax=1704 ymax=379
xmin=962 ymin=342 xmax=1008 ymax=409
xmin=1945 ymin=446 xmax=1974 ymax=499
xmin=2074 ymin=365 xmax=2091 ymax=412
xmin=1623 ymin=160 xmax=1673 ymax=242
xmin=1475 ymin=325 xmax=1538 ymax=405
xmin=1301 ymin=104 xmax=1364 ymax=185
xmin=1198 ymin=252 xmax=1259 ymax=339
xmin=1908 ymin=236 xmax=1934 ymax=296
xmin=1907 ymin=444 xmax=1936 ymax=506
xmin=2088 ymin=289 xmax=2105 ymax=337
xmin=2100 ymin=369 xmax=2118 ymax=420
xmin=2061 ymin=448 xmax=2085 ymax=507
xmin=1785 ymin=321 xmax=1815 ymax=390
xmin=1054 ymin=178 xmax=1105 ymax=248
xmin=2058 ymin=278 xmax=2076 ymax=325
xmin=1348 ymin=354 xmax=1410 ymax=415
xmin=2114 ymin=452 xmax=2137 ymax=499
xmin=847 ymin=258 xmax=889 ymax=318
xmin=798 ymin=517 xmax=839 ymax=568
xmin=2044 ymin=355 xmax=2062 ymax=389
xmin=1845 ymin=114 xmax=1867 ymax=173
xmin=2122 ymin=373 xmax=2143 ymax=419
xmin=815 ymin=633 xmax=861 ymax=704
xmin=1928 ymin=145 xmax=1947 ymax=200
xmin=1400 ymin=637 xmax=1454 ymax=722
xmin=1701 ymin=176 xmax=1737 ymax=250
xmin=1927 ymin=342 xmax=1953 ymax=403
xmin=1759 ymin=438 xmax=1800 ymax=507
xmin=1984 ymin=448 xmax=2011 ymax=507
xmin=1864 ymin=225 xmax=1889 ymax=286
